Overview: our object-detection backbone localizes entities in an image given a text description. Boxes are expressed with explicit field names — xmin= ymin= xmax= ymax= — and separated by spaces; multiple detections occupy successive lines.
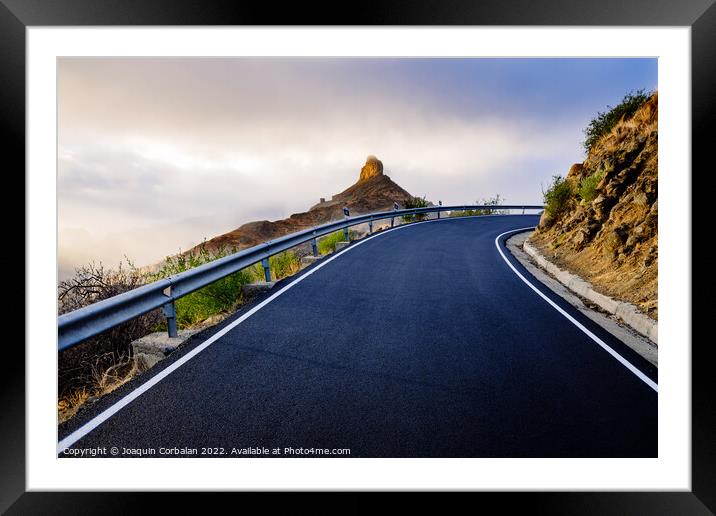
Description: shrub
xmin=318 ymin=230 xmax=347 ymax=255
xmin=577 ymin=169 xmax=604 ymax=203
xmin=57 ymin=261 xmax=164 ymax=419
xmin=402 ymin=196 xmax=429 ymax=222
xmin=58 ymin=241 xmax=306 ymax=421
xmin=449 ymin=194 xmax=507 ymax=217
xmin=543 ymin=175 xmax=573 ymax=217
xmin=148 ymin=243 xmax=255 ymax=329
xmin=476 ymin=194 xmax=508 ymax=215
xmin=583 ymin=89 xmax=650 ymax=152
xmin=59 ymin=260 xmax=149 ymax=315
xmin=58 ymin=240 xmax=307 ymax=422
xmin=250 ymin=250 xmax=301 ymax=280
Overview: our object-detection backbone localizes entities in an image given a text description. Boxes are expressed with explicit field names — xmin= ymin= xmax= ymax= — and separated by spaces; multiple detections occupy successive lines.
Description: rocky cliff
xmin=530 ymin=93 xmax=658 ymax=319
xmin=358 ymin=155 xmax=384 ymax=182
xmin=193 ymin=156 xmax=412 ymax=253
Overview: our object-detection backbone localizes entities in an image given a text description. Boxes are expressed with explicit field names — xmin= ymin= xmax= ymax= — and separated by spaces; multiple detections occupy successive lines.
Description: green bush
xmin=173 ymin=269 xmax=253 ymax=328
xmin=476 ymin=194 xmax=508 ymax=215
xmin=449 ymin=194 xmax=507 ymax=217
xmin=271 ymin=250 xmax=300 ymax=279
xmin=402 ymin=196 xmax=430 ymax=222
xmin=543 ymin=175 xmax=573 ymax=217
xmin=318 ymin=230 xmax=347 ymax=255
xmin=583 ymin=89 xmax=650 ymax=152
xmin=577 ymin=170 xmax=604 ymax=203
xmin=149 ymin=243 xmax=255 ymax=329
xmin=150 ymin=245 xmax=302 ymax=329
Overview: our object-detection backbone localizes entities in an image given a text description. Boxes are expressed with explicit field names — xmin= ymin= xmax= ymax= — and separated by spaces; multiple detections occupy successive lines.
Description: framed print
xmin=5 ymin=0 xmax=714 ymax=512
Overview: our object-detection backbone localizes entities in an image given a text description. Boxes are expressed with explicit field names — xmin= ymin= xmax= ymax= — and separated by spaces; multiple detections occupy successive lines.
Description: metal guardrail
xmin=58 ymin=204 xmax=544 ymax=351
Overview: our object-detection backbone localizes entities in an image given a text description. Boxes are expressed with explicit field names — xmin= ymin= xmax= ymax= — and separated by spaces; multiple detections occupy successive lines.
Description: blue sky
xmin=321 ymin=58 xmax=656 ymax=118
xmin=58 ymin=57 xmax=657 ymax=278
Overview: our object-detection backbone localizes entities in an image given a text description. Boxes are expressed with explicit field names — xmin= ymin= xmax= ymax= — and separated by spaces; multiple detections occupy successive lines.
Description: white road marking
xmin=60 ymin=216 xmax=655 ymax=452
xmin=57 ymin=216 xmax=451 ymax=453
xmin=494 ymin=227 xmax=658 ymax=393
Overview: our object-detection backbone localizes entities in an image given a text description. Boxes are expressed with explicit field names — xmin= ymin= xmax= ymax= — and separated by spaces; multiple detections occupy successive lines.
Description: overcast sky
xmin=58 ymin=57 xmax=657 ymax=280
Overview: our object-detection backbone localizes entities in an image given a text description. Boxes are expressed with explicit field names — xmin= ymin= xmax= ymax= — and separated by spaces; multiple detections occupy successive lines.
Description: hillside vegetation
xmin=530 ymin=92 xmax=658 ymax=319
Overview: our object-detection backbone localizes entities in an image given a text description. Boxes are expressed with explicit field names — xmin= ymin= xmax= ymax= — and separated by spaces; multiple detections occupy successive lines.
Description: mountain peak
xmin=358 ymin=155 xmax=384 ymax=182
xmin=190 ymin=155 xmax=411 ymax=255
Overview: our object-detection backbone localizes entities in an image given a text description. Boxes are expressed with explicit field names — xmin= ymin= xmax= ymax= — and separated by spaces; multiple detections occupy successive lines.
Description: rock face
xmin=188 ymin=155 xmax=411 ymax=255
xmin=359 ymin=155 xmax=384 ymax=182
xmin=531 ymin=93 xmax=658 ymax=319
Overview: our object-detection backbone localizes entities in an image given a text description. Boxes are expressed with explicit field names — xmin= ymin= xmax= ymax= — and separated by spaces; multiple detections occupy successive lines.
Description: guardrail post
xmin=438 ymin=200 xmax=442 ymax=219
xmin=343 ymin=206 xmax=350 ymax=242
xmin=522 ymin=207 xmax=525 ymax=215
xmin=261 ymin=258 xmax=271 ymax=282
xmin=162 ymin=301 xmax=178 ymax=338
xmin=311 ymin=238 xmax=318 ymax=257
xmin=368 ymin=217 xmax=373 ymax=235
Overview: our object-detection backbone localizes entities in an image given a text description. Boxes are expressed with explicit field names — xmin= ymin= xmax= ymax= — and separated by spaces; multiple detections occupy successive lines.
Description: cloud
xmin=57 ymin=57 xmax=656 ymax=278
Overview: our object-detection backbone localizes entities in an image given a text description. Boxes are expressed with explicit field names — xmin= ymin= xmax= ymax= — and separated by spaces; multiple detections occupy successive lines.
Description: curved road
xmin=59 ymin=215 xmax=657 ymax=457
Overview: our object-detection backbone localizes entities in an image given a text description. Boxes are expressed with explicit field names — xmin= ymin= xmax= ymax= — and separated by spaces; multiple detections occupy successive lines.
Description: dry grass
xmin=57 ymin=388 xmax=92 ymax=423
xmin=58 ymin=353 xmax=142 ymax=424
xmin=531 ymin=234 xmax=658 ymax=319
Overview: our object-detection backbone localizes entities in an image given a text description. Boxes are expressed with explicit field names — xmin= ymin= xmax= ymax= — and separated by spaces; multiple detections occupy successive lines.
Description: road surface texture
xmin=59 ymin=215 xmax=657 ymax=457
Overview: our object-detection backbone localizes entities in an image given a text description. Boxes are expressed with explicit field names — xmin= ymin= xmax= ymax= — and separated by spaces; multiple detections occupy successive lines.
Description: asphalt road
xmin=59 ymin=215 xmax=657 ymax=458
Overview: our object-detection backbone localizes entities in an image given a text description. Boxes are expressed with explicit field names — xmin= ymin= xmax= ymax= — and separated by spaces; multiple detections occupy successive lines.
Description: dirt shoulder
xmin=528 ymin=233 xmax=657 ymax=320
xmin=508 ymin=232 xmax=657 ymax=366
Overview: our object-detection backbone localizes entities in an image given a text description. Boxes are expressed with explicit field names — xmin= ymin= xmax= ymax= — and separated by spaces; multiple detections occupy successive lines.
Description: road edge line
xmin=521 ymin=239 xmax=658 ymax=344
xmin=57 ymin=216 xmax=454 ymax=453
xmin=494 ymin=227 xmax=658 ymax=393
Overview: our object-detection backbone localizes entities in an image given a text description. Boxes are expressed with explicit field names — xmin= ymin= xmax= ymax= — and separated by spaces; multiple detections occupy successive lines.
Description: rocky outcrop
xmin=190 ymin=156 xmax=411 ymax=254
xmin=358 ymin=155 xmax=383 ymax=182
xmin=531 ymin=93 xmax=658 ymax=319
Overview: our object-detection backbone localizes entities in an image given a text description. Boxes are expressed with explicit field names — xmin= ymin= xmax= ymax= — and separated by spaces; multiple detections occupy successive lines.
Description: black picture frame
xmin=5 ymin=0 xmax=713 ymax=513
